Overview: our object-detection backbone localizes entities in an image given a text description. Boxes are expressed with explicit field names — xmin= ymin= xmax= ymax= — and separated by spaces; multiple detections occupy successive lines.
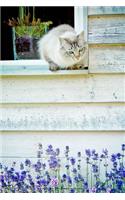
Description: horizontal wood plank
xmin=89 ymin=45 xmax=125 ymax=73
xmin=88 ymin=15 xmax=125 ymax=44
xmin=0 ymin=103 xmax=125 ymax=131
xmin=0 ymin=131 xmax=124 ymax=161
xmin=0 ymin=75 xmax=124 ymax=103
xmin=88 ymin=6 xmax=125 ymax=15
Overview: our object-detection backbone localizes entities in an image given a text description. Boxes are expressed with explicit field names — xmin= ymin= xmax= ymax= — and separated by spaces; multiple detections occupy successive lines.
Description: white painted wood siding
xmin=88 ymin=7 xmax=125 ymax=73
xmin=88 ymin=15 xmax=125 ymax=44
xmin=0 ymin=75 xmax=124 ymax=103
xmin=0 ymin=103 xmax=125 ymax=131
xmin=0 ymin=7 xmax=125 ymax=164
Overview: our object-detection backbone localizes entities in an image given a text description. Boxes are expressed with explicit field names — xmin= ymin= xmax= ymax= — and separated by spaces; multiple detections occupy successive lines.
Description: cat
xmin=38 ymin=24 xmax=88 ymax=71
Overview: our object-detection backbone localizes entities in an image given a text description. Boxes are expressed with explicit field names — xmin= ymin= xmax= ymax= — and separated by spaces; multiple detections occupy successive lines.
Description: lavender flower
xmin=50 ymin=177 xmax=58 ymax=187
xmin=25 ymin=159 xmax=31 ymax=167
xmin=77 ymin=152 xmax=81 ymax=157
xmin=0 ymin=144 xmax=125 ymax=193
xmin=70 ymin=188 xmax=75 ymax=193
xmin=122 ymin=144 xmax=125 ymax=151
xmin=70 ymin=158 xmax=76 ymax=165
xmin=111 ymin=154 xmax=117 ymax=162
xmin=92 ymin=164 xmax=98 ymax=173
xmin=85 ymin=149 xmax=91 ymax=157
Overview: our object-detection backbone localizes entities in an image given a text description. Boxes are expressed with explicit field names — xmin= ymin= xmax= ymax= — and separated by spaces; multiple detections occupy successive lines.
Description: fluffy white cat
xmin=38 ymin=24 xmax=88 ymax=71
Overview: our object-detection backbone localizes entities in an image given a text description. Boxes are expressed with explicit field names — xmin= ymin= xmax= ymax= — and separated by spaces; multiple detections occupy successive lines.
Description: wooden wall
xmin=0 ymin=6 xmax=125 ymax=165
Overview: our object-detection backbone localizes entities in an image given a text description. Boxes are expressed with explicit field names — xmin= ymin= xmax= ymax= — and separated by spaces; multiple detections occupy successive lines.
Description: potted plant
xmin=6 ymin=7 xmax=52 ymax=59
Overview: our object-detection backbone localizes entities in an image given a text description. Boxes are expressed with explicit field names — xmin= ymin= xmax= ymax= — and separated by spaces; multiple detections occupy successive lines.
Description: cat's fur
xmin=38 ymin=24 xmax=88 ymax=71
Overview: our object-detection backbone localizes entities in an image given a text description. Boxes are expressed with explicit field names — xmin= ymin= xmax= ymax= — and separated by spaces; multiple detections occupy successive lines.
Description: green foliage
xmin=15 ymin=22 xmax=52 ymax=38
xmin=6 ymin=6 xmax=53 ymax=37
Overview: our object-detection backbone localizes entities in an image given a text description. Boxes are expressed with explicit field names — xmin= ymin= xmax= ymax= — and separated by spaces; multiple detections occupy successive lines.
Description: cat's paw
xmin=49 ymin=65 xmax=60 ymax=71
xmin=67 ymin=64 xmax=84 ymax=70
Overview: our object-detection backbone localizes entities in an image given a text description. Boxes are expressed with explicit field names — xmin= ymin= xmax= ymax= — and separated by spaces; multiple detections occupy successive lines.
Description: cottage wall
xmin=0 ymin=6 xmax=125 ymax=164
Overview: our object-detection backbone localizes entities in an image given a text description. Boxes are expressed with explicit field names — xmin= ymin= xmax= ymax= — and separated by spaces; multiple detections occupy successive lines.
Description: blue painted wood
xmin=12 ymin=27 xmax=17 ymax=60
xmin=0 ymin=61 xmax=88 ymax=76
xmin=88 ymin=6 xmax=125 ymax=15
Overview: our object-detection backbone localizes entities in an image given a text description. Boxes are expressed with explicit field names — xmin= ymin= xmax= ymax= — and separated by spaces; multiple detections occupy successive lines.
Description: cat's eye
xmin=69 ymin=51 xmax=74 ymax=55
xmin=79 ymin=47 xmax=85 ymax=52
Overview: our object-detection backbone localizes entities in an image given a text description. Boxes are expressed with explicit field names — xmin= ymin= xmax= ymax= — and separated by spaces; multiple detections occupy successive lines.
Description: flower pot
xmin=12 ymin=26 xmax=47 ymax=60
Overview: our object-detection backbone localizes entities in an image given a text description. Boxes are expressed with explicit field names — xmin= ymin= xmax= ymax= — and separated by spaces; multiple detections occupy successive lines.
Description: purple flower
xmin=20 ymin=163 xmax=24 ymax=170
xmin=38 ymin=143 xmax=43 ymax=149
xmin=25 ymin=159 xmax=31 ymax=167
xmin=62 ymin=174 xmax=67 ymax=181
xmin=106 ymin=187 xmax=111 ymax=193
xmin=122 ymin=144 xmax=125 ymax=151
xmin=48 ymin=145 xmax=53 ymax=149
xmin=116 ymin=180 xmax=123 ymax=190
xmin=83 ymin=181 xmax=88 ymax=190
xmin=36 ymin=161 xmax=42 ymax=169
xmin=92 ymin=152 xmax=98 ymax=160
xmin=48 ymin=156 xmax=59 ymax=169
xmin=0 ymin=175 xmax=4 ymax=182
xmin=117 ymin=153 xmax=122 ymax=160
xmin=65 ymin=146 xmax=69 ymax=151
xmin=34 ymin=161 xmax=42 ymax=172
xmin=37 ymin=151 xmax=41 ymax=158
xmin=55 ymin=148 xmax=60 ymax=156
xmin=77 ymin=164 xmax=81 ymax=170
xmin=74 ymin=176 xmax=79 ymax=183
xmin=66 ymin=176 xmax=72 ymax=184
xmin=77 ymin=152 xmax=81 ymax=157
xmin=72 ymin=168 xmax=77 ymax=174
xmin=102 ymin=148 xmax=108 ymax=155
xmin=40 ymin=179 xmax=47 ymax=186
xmin=92 ymin=164 xmax=98 ymax=173
xmin=0 ymin=143 xmax=125 ymax=193
xmin=50 ymin=177 xmax=58 ymax=187
xmin=42 ymin=163 xmax=46 ymax=170
xmin=65 ymin=164 xmax=70 ymax=169
xmin=89 ymin=186 xmax=96 ymax=193
xmin=70 ymin=188 xmax=75 ymax=193
xmin=0 ymin=163 xmax=2 ymax=169
xmin=70 ymin=157 xmax=76 ymax=165
xmin=111 ymin=154 xmax=117 ymax=162
xmin=113 ymin=161 xmax=117 ymax=169
xmin=78 ymin=173 xmax=84 ymax=181
xmin=65 ymin=146 xmax=70 ymax=158
xmin=85 ymin=149 xmax=91 ymax=157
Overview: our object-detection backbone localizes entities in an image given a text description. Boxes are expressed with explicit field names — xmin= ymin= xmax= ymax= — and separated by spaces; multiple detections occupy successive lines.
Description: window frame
xmin=0 ymin=7 xmax=88 ymax=76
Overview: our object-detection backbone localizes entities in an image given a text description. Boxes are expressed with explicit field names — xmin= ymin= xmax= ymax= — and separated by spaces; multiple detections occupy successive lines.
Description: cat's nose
xmin=76 ymin=55 xmax=80 ymax=60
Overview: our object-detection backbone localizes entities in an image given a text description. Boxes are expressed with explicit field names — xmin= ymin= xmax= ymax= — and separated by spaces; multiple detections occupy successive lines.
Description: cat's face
xmin=59 ymin=31 xmax=86 ymax=61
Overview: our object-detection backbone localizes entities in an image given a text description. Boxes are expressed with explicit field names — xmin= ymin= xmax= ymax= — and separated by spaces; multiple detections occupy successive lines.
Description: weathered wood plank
xmin=89 ymin=45 xmax=125 ymax=73
xmin=0 ymin=104 xmax=125 ymax=131
xmin=88 ymin=15 xmax=125 ymax=43
xmin=0 ymin=75 xmax=124 ymax=103
xmin=0 ymin=131 xmax=124 ymax=161
xmin=0 ymin=60 xmax=88 ymax=76
xmin=88 ymin=6 xmax=125 ymax=15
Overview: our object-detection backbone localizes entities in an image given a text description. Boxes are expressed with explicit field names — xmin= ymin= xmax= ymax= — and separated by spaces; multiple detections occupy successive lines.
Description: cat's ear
xmin=77 ymin=31 xmax=86 ymax=46
xmin=59 ymin=37 xmax=71 ymax=47
xmin=77 ymin=31 xmax=84 ymax=41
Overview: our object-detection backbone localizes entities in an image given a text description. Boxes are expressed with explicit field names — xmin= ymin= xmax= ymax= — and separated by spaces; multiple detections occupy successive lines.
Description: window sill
xmin=0 ymin=60 xmax=88 ymax=76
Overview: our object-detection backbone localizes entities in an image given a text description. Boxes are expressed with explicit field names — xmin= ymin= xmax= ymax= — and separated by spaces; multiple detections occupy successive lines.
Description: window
xmin=1 ymin=7 xmax=74 ymax=60
xmin=0 ymin=7 xmax=88 ymax=74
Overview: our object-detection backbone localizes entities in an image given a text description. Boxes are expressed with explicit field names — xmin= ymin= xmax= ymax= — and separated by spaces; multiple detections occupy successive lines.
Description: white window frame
xmin=0 ymin=7 xmax=88 ymax=76
xmin=74 ymin=6 xmax=88 ymax=42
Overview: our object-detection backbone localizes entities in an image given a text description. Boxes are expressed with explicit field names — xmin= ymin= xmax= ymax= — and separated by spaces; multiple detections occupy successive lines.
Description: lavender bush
xmin=0 ymin=144 xmax=125 ymax=193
